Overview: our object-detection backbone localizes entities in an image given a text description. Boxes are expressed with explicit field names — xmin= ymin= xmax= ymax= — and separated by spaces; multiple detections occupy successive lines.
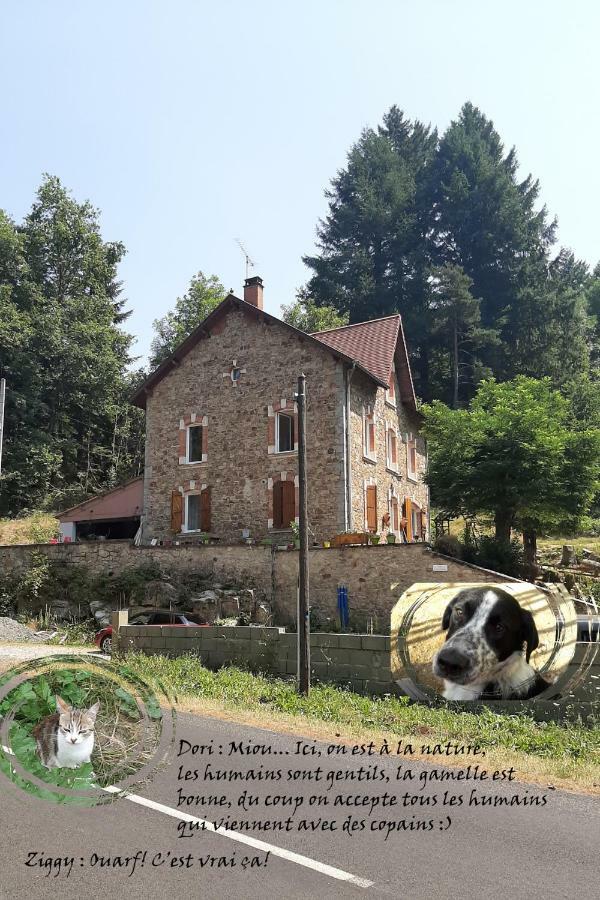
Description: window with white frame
xmin=386 ymin=425 xmax=399 ymax=472
xmin=186 ymin=493 xmax=201 ymax=531
xmin=407 ymin=434 xmax=417 ymax=480
xmin=363 ymin=406 xmax=376 ymax=461
xmin=187 ymin=425 xmax=203 ymax=463
xmin=276 ymin=412 xmax=295 ymax=453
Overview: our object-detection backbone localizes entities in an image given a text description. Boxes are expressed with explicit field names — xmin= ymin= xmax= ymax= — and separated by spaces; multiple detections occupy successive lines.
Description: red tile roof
xmin=312 ymin=315 xmax=417 ymax=411
xmin=311 ymin=316 xmax=401 ymax=386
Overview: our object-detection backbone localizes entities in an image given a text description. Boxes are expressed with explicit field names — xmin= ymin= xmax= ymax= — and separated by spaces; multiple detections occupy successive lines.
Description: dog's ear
xmin=521 ymin=609 xmax=539 ymax=661
xmin=442 ymin=599 xmax=457 ymax=631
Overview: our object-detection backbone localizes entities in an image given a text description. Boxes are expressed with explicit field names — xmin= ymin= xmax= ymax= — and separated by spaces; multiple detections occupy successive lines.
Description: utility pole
xmin=0 ymin=376 xmax=5 ymax=478
xmin=296 ymin=373 xmax=310 ymax=695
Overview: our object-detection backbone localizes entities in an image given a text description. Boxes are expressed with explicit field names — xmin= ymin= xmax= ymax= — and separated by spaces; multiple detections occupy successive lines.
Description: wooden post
xmin=297 ymin=374 xmax=310 ymax=695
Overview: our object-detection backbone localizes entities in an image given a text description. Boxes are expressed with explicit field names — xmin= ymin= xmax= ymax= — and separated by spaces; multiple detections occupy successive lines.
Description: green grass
xmin=0 ymin=512 xmax=58 ymax=545
xmin=124 ymin=652 xmax=599 ymax=765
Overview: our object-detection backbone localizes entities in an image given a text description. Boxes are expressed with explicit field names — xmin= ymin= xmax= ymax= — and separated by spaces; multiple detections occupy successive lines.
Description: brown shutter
xmin=200 ymin=488 xmax=211 ymax=532
xmin=404 ymin=498 xmax=413 ymax=541
xmin=391 ymin=497 xmax=399 ymax=531
xmin=366 ymin=485 xmax=377 ymax=532
xmin=171 ymin=491 xmax=183 ymax=533
xmin=391 ymin=433 xmax=397 ymax=465
xmin=273 ymin=481 xmax=283 ymax=528
xmin=368 ymin=421 xmax=375 ymax=454
xmin=282 ymin=480 xmax=296 ymax=528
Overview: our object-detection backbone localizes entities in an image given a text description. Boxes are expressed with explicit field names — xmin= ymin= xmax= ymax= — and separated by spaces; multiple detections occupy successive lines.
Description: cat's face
xmin=56 ymin=695 xmax=99 ymax=745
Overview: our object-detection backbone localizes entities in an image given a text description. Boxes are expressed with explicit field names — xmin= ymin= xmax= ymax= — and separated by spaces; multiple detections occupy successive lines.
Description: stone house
xmin=132 ymin=277 xmax=429 ymax=545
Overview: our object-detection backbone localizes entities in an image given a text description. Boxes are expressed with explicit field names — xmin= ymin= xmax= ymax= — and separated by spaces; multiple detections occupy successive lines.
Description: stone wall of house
xmin=142 ymin=305 xmax=347 ymax=545
xmin=348 ymin=369 xmax=429 ymax=538
xmin=0 ymin=540 xmax=510 ymax=629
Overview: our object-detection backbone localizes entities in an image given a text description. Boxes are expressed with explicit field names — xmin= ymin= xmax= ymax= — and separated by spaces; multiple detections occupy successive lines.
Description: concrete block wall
xmin=117 ymin=623 xmax=395 ymax=695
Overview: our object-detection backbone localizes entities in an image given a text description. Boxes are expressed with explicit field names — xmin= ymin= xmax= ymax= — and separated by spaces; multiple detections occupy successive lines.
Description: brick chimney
xmin=243 ymin=275 xmax=264 ymax=310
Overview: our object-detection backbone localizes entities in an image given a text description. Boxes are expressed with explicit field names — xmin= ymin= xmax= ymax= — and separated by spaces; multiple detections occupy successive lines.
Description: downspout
xmin=344 ymin=362 xmax=356 ymax=531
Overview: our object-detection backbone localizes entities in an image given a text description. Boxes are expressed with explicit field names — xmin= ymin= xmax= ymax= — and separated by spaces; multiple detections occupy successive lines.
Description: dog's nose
xmin=436 ymin=647 xmax=470 ymax=677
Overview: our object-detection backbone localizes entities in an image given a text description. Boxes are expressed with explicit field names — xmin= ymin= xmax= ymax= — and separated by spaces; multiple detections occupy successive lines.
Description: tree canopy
xmin=0 ymin=176 xmax=144 ymax=515
xmin=304 ymin=102 xmax=596 ymax=403
xmin=149 ymin=272 xmax=226 ymax=369
xmin=423 ymin=377 xmax=600 ymax=565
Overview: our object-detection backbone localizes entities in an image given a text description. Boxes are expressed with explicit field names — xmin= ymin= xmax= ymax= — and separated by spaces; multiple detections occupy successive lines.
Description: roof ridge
xmin=311 ymin=313 xmax=401 ymax=336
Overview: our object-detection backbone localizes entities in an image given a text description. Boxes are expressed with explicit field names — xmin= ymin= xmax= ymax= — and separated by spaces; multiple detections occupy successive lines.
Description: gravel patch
xmin=0 ymin=617 xmax=37 ymax=643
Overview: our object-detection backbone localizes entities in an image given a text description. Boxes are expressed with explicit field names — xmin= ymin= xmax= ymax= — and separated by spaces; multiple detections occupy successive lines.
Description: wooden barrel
xmin=390 ymin=582 xmax=577 ymax=699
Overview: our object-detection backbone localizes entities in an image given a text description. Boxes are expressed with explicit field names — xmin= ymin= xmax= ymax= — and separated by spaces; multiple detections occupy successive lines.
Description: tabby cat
xmin=32 ymin=695 xmax=100 ymax=769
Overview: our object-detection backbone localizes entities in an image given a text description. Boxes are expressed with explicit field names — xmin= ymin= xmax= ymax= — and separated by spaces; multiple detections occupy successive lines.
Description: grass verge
xmin=124 ymin=652 xmax=600 ymax=794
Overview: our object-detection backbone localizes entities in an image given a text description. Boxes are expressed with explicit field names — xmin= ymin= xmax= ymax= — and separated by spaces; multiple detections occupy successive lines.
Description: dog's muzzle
xmin=433 ymin=645 xmax=472 ymax=683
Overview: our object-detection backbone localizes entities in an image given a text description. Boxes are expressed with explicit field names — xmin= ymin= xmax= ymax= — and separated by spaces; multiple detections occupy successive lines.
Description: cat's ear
xmin=55 ymin=695 xmax=70 ymax=714
xmin=86 ymin=701 xmax=100 ymax=722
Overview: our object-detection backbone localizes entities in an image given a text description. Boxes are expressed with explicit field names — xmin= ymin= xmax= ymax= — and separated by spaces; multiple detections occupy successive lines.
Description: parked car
xmin=95 ymin=609 xmax=208 ymax=653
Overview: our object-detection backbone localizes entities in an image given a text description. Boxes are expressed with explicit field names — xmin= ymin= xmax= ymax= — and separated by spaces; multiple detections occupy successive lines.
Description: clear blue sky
xmin=1 ymin=0 xmax=599 ymax=364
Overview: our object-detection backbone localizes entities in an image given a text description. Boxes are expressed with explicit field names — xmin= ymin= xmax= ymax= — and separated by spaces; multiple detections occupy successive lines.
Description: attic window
xmin=386 ymin=368 xmax=396 ymax=407
xmin=223 ymin=359 xmax=246 ymax=387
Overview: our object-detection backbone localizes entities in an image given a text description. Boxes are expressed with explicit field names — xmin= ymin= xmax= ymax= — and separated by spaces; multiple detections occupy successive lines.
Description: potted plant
xmin=323 ymin=540 xmax=331 ymax=548
xmin=386 ymin=532 xmax=396 ymax=544
xmin=369 ymin=533 xmax=380 ymax=545
xmin=290 ymin=520 xmax=300 ymax=549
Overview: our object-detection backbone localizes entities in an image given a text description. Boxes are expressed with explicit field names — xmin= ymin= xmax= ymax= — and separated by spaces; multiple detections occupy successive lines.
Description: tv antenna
xmin=235 ymin=238 xmax=256 ymax=280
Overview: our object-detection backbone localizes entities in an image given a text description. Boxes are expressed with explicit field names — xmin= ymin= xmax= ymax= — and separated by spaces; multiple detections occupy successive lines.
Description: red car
xmin=95 ymin=610 xmax=208 ymax=653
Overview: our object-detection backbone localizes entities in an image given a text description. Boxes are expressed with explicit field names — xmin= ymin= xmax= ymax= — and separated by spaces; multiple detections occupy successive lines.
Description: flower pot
xmin=386 ymin=534 xmax=396 ymax=544
xmin=369 ymin=535 xmax=380 ymax=545
xmin=323 ymin=541 xmax=331 ymax=549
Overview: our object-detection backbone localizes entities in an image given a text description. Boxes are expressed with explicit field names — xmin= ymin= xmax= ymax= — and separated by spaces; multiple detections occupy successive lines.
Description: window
xmin=386 ymin=427 xmax=398 ymax=471
xmin=363 ymin=406 xmax=376 ymax=460
xmin=365 ymin=484 xmax=377 ymax=532
xmin=187 ymin=425 xmax=203 ymax=463
xmin=231 ymin=367 xmax=242 ymax=382
xmin=273 ymin=480 xmax=296 ymax=529
xmin=276 ymin=412 xmax=294 ymax=453
xmin=179 ymin=414 xmax=207 ymax=465
xmin=184 ymin=488 xmax=211 ymax=532
xmin=187 ymin=494 xmax=201 ymax=531
xmin=407 ymin=435 xmax=417 ymax=480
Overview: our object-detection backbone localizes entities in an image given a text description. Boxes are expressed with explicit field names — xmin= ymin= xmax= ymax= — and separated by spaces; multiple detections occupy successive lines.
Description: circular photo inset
xmin=391 ymin=582 xmax=580 ymax=702
xmin=0 ymin=655 xmax=175 ymax=804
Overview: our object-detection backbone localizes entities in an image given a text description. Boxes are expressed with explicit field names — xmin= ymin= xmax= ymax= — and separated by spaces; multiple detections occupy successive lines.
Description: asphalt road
xmin=1 ymin=709 xmax=599 ymax=900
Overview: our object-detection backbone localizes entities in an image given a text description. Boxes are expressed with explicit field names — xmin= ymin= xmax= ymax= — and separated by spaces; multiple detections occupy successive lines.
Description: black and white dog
xmin=432 ymin=587 xmax=550 ymax=700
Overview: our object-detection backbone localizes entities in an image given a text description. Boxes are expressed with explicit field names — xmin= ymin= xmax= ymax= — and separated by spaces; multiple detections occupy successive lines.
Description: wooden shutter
xmin=391 ymin=497 xmax=399 ymax=532
xmin=368 ymin=421 xmax=375 ymax=454
xmin=171 ymin=491 xmax=183 ymax=533
xmin=391 ymin=432 xmax=397 ymax=466
xmin=282 ymin=480 xmax=295 ymax=528
xmin=273 ymin=482 xmax=283 ymax=528
xmin=366 ymin=485 xmax=377 ymax=532
xmin=200 ymin=488 xmax=211 ymax=532
xmin=404 ymin=498 xmax=413 ymax=541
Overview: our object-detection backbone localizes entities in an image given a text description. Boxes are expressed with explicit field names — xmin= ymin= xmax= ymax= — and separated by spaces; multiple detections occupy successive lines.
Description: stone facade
xmin=348 ymin=369 xmax=429 ymax=540
xmin=138 ymin=298 xmax=428 ymax=546
xmin=141 ymin=306 xmax=347 ymax=545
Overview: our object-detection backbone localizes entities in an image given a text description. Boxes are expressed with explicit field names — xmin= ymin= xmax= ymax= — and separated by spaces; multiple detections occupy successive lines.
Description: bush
xmin=466 ymin=536 xmax=524 ymax=578
xmin=433 ymin=534 xmax=462 ymax=559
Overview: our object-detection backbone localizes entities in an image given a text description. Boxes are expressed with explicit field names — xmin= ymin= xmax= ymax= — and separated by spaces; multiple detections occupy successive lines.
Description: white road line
xmin=1 ymin=745 xmax=373 ymax=888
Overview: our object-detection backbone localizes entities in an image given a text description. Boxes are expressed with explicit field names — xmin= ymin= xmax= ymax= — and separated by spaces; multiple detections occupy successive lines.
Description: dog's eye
xmin=494 ymin=622 xmax=506 ymax=635
xmin=454 ymin=608 xmax=464 ymax=620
